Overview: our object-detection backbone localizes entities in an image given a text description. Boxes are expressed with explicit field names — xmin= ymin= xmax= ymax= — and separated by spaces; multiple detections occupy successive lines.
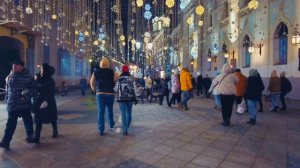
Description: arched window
xmin=57 ymin=48 xmax=71 ymax=76
xmin=274 ymin=22 xmax=288 ymax=65
xmin=243 ymin=35 xmax=251 ymax=67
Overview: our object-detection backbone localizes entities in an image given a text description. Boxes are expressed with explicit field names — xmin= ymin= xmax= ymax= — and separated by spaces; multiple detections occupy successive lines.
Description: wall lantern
xmin=291 ymin=31 xmax=300 ymax=45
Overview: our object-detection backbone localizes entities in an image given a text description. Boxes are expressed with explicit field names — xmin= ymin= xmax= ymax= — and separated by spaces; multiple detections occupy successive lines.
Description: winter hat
xmin=122 ymin=65 xmax=129 ymax=72
xmin=99 ymin=58 xmax=110 ymax=68
xmin=280 ymin=71 xmax=286 ymax=77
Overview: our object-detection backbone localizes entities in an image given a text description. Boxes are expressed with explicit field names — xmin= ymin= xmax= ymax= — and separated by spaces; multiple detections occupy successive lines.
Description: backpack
xmin=118 ymin=76 xmax=136 ymax=100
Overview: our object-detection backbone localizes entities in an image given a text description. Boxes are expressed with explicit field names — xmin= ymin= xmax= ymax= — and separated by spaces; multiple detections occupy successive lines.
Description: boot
xmin=28 ymin=137 xmax=40 ymax=144
xmin=52 ymin=122 xmax=58 ymax=138
xmin=0 ymin=142 xmax=10 ymax=150
xmin=247 ymin=119 xmax=255 ymax=125
xmin=52 ymin=130 xmax=58 ymax=138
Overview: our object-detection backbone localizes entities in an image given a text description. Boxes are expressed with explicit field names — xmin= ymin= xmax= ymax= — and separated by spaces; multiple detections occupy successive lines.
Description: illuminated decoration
xmin=229 ymin=0 xmax=239 ymax=42
xmin=187 ymin=16 xmax=193 ymax=25
xmin=162 ymin=16 xmax=170 ymax=28
xmin=84 ymin=31 xmax=89 ymax=36
xmin=102 ymin=40 xmax=106 ymax=44
xmin=166 ymin=0 xmax=175 ymax=8
xmin=89 ymin=59 xmax=93 ymax=63
xmin=195 ymin=5 xmax=205 ymax=15
xmin=25 ymin=7 xmax=33 ymax=14
xmin=231 ymin=0 xmax=240 ymax=13
xmin=144 ymin=32 xmax=151 ymax=38
xmin=145 ymin=4 xmax=151 ymax=10
xmin=224 ymin=53 xmax=229 ymax=58
xmin=291 ymin=31 xmax=300 ymax=45
xmin=207 ymin=57 xmax=212 ymax=62
xmin=144 ymin=37 xmax=150 ymax=43
xmin=122 ymin=42 xmax=126 ymax=46
xmin=131 ymin=39 xmax=136 ymax=44
xmin=248 ymin=0 xmax=259 ymax=10
xmin=93 ymin=40 xmax=99 ymax=46
xmin=75 ymin=30 xmax=79 ymax=35
xmin=152 ymin=17 xmax=159 ymax=31
xmin=136 ymin=0 xmax=144 ymax=7
xmin=120 ymin=35 xmax=125 ymax=41
xmin=144 ymin=11 xmax=152 ymax=20
xmin=198 ymin=20 xmax=203 ymax=26
xmin=147 ymin=42 xmax=154 ymax=50
xmin=180 ymin=0 xmax=192 ymax=10
xmin=79 ymin=32 xmax=84 ymax=42
xmin=248 ymin=45 xmax=255 ymax=53
xmin=51 ymin=14 xmax=57 ymax=20
xmin=136 ymin=42 xmax=142 ymax=49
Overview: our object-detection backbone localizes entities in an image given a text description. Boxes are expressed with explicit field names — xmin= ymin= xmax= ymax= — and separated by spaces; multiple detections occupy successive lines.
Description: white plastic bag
xmin=237 ymin=100 xmax=246 ymax=114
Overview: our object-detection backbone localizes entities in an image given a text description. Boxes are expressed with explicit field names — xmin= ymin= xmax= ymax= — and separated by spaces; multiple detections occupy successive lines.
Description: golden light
xmin=136 ymin=0 xmax=143 ymax=7
xmin=248 ymin=46 xmax=255 ymax=53
xmin=248 ymin=0 xmax=259 ymax=10
xmin=207 ymin=57 xmax=212 ymax=62
xmin=88 ymin=59 xmax=93 ymax=63
xmin=102 ymin=40 xmax=106 ymax=44
xmin=166 ymin=0 xmax=175 ymax=8
xmin=51 ymin=14 xmax=57 ymax=20
xmin=224 ymin=53 xmax=229 ymax=58
xmin=291 ymin=33 xmax=300 ymax=45
xmin=187 ymin=16 xmax=193 ymax=25
xmin=120 ymin=35 xmax=125 ymax=41
xmin=198 ymin=20 xmax=204 ymax=26
xmin=131 ymin=39 xmax=136 ymax=44
xmin=122 ymin=42 xmax=126 ymax=46
xmin=195 ymin=5 xmax=205 ymax=15
xmin=93 ymin=40 xmax=99 ymax=46
xmin=162 ymin=16 xmax=170 ymax=28
xmin=75 ymin=30 xmax=79 ymax=35
xmin=84 ymin=31 xmax=89 ymax=36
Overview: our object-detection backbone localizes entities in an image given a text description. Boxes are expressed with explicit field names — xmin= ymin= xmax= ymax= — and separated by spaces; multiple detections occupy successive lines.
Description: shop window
xmin=43 ymin=45 xmax=50 ymax=64
xmin=57 ymin=48 xmax=71 ymax=76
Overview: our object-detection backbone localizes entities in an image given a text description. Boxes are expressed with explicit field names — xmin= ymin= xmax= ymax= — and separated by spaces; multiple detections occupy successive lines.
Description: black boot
xmin=0 ymin=142 xmax=10 ymax=150
xmin=52 ymin=121 xmax=58 ymax=138
xmin=247 ymin=119 xmax=255 ymax=125
xmin=28 ymin=137 xmax=40 ymax=144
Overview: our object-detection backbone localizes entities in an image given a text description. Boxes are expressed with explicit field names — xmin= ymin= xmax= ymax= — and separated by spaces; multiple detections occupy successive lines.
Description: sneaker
xmin=0 ymin=142 xmax=10 ymax=150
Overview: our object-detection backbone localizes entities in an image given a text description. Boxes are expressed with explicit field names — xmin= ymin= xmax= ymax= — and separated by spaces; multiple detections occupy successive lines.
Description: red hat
xmin=122 ymin=65 xmax=129 ymax=72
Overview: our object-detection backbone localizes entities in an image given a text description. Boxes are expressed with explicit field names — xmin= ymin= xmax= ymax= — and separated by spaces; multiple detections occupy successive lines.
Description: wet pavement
xmin=0 ymin=91 xmax=299 ymax=168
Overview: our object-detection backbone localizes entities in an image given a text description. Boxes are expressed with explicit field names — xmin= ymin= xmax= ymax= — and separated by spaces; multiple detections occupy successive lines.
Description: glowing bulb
xmin=51 ymin=14 xmax=57 ymax=20
xmin=195 ymin=5 xmax=205 ymax=15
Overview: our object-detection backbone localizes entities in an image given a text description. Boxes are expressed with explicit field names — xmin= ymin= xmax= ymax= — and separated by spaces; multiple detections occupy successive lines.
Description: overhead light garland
xmin=248 ymin=0 xmax=259 ymax=10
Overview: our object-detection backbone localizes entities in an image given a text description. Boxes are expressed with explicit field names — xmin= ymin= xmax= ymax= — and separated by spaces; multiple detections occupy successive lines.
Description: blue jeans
xmin=214 ymin=94 xmax=221 ymax=108
xmin=118 ymin=102 xmax=133 ymax=133
xmin=247 ymin=100 xmax=257 ymax=120
xmin=96 ymin=94 xmax=115 ymax=133
xmin=270 ymin=93 xmax=280 ymax=109
xmin=2 ymin=110 xmax=33 ymax=144
xmin=181 ymin=91 xmax=191 ymax=108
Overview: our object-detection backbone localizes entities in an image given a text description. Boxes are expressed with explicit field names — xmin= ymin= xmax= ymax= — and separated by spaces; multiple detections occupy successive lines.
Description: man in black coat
xmin=203 ymin=74 xmax=212 ymax=98
xmin=196 ymin=73 xmax=203 ymax=97
xmin=279 ymin=72 xmax=292 ymax=111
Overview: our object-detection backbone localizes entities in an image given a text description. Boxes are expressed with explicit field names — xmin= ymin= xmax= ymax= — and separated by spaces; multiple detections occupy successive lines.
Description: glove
xmin=40 ymin=101 xmax=48 ymax=109
xmin=21 ymin=89 xmax=29 ymax=95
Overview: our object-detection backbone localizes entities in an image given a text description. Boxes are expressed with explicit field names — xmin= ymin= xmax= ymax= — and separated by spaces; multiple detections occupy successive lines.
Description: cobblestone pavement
xmin=0 ymin=92 xmax=300 ymax=168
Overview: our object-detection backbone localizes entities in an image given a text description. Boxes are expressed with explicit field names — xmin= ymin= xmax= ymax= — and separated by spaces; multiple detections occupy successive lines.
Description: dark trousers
xmin=197 ymin=86 xmax=202 ymax=96
xmin=159 ymin=91 xmax=169 ymax=105
xmin=220 ymin=95 xmax=235 ymax=124
xmin=81 ymin=88 xmax=86 ymax=96
xmin=168 ymin=93 xmax=181 ymax=106
xmin=204 ymin=88 xmax=210 ymax=98
xmin=280 ymin=92 xmax=287 ymax=109
xmin=146 ymin=88 xmax=152 ymax=101
xmin=258 ymin=96 xmax=263 ymax=110
xmin=35 ymin=121 xmax=57 ymax=140
xmin=2 ymin=110 xmax=33 ymax=144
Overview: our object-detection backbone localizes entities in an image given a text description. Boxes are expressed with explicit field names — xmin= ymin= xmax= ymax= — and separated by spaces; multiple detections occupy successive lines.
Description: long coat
xmin=33 ymin=65 xmax=57 ymax=123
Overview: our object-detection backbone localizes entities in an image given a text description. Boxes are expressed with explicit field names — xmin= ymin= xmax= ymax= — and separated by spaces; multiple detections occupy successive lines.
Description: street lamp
xmin=291 ymin=31 xmax=300 ymax=45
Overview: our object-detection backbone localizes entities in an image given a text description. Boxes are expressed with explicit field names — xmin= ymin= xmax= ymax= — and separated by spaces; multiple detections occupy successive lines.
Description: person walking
xmin=244 ymin=69 xmax=265 ymax=125
xmin=114 ymin=65 xmax=137 ymax=135
xmin=0 ymin=60 xmax=36 ymax=150
xmin=196 ymin=73 xmax=203 ymax=97
xmin=235 ymin=69 xmax=248 ymax=112
xmin=90 ymin=58 xmax=117 ymax=135
xmin=268 ymin=70 xmax=281 ymax=112
xmin=168 ymin=70 xmax=181 ymax=108
xmin=216 ymin=64 xmax=239 ymax=126
xmin=28 ymin=63 xmax=58 ymax=143
xmin=203 ymin=74 xmax=212 ymax=98
xmin=257 ymin=73 xmax=264 ymax=112
xmin=279 ymin=72 xmax=292 ymax=111
xmin=180 ymin=67 xmax=193 ymax=110
xmin=209 ymin=72 xmax=221 ymax=111
xmin=144 ymin=75 xmax=152 ymax=102
xmin=80 ymin=76 xmax=87 ymax=96
xmin=158 ymin=77 xmax=170 ymax=106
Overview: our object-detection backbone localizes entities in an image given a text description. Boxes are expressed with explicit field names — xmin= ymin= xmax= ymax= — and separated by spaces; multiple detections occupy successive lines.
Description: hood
xmin=249 ymin=69 xmax=259 ymax=77
xmin=221 ymin=64 xmax=231 ymax=74
xmin=42 ymin=63 xmax=55 ymax=77
xmin=100 ymin=58 xmax=110 ymax=68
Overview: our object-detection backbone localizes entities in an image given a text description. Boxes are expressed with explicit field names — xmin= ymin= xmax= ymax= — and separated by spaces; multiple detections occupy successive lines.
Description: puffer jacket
xmin=235 ymin=72 xmax=247 ymax=97
xmin=180 ymin=69 xmax=192 ymax=91
xmin=6 ymin=69 xmax=37 ymax=111
xmin=114 ymin=72 xmax=137 ymax=102
xmin=215 ymin=64 xmax=239 ymax=95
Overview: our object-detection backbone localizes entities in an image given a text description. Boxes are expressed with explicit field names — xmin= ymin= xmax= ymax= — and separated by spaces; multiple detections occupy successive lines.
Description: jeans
xmin=81 ymin=88 xmax=86 ymax=96
xmin=247 ymin=100 xmax=257 ymax=120
xmin=118 ymin=102 xmax=133 ymax=133
xmin=96 ymin=94 xmax=115 ymax=133
xmin=2 ymin=110 xmax=33 ymax=144
xmin=181 ymin=91 xmax=191 ymax=108
xmin=214 ymin=94 xmax=221 ymax=108
xmin=270 ymin=93 xmax=280 ymax=109
xmin=169 ymin=93 xmax=181 ymax=106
